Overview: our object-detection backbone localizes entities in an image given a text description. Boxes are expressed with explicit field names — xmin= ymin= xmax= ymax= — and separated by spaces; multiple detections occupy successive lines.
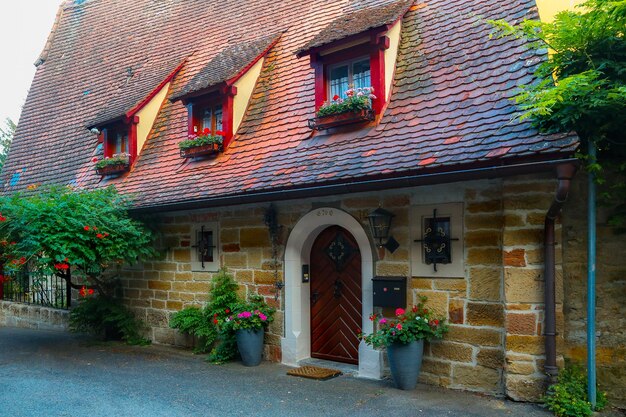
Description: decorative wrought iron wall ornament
xmin=414 ymin=209 xmax=459 ymax=272
xmin=191 ymin=225 xmax=215 ymax=269
xmin=325 ymin=232 xmax=356 ymax=271
xmin=367 ymin=207 xmax=399 ymax=253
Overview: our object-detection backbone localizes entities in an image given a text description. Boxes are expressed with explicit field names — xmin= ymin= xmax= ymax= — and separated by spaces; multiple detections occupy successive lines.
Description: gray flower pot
xmin=386 ymin=339 xmax=424 ymax=390
xmin=236 ymin=328 xmax=264 ymax=366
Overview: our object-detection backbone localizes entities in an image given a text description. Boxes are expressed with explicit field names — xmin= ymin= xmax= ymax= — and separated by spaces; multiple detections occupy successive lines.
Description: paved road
xmin=0 ymin=327 xmax=552 ymax=417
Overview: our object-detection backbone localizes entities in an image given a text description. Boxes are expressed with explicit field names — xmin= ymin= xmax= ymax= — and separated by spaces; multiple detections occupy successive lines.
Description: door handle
xmin=311 ymin=289 xmax=319 ymax=305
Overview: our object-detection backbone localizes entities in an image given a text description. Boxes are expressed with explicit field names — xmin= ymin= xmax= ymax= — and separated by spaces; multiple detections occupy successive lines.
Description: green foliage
xmin=69 ymin=295 xmax=150 ymax=345
xmin=0 ymin=185 xmax=157 ymax=296
xmin=543 ymin=364 xmax=608 ymax=417
xmin=361 ymin=295 xmax=448 ymax=349
xmin=0 ymin=118 xmax=15 ymax=173
xmin=225 ymin=294 xmax=275 ymax=331
xmin=316 ymin=87 xmax=376 ymax=117
xmin=94 ymin=153 xmax=130 ymax=169
xmin=178 ymin=132 xmax=223 ymax=150
xmin=489 ymin=0 xmax=626 ymax=227
xmin=170 ymin=269 xmax=241 ymax=363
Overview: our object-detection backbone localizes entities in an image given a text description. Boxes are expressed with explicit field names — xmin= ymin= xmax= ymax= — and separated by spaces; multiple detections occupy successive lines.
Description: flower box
xmin=180 ymin=143 xmax=223 ymax=158
xmin=308 ymin=108 xmax=375 ymax=131
xmin=95 ymin=163 xmax=129 ymax=176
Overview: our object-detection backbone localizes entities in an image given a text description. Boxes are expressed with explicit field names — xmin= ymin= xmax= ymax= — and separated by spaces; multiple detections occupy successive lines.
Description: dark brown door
xmin=310 ymin=226 xmax=362 ymax=364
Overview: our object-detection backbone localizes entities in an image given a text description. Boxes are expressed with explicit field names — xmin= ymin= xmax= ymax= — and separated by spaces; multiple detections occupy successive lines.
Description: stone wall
xmin=119 ymin=175 xmax=562 ymax=400
xmin=0 ymin=300 xmax=69 ymax=331
xmin=562 ymin=174 xmax=626 ymax=409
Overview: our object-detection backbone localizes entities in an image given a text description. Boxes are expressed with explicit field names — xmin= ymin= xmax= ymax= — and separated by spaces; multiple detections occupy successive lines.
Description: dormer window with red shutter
xmin=94 ymin=119 xmax=137 ymax=176
xmin=88 ymin=59 xmax=186 ymax=177
xmin=297 ymin=0 xmax=411 ymax=131
xmin=171 ymin=34 xmax=282 ymax=159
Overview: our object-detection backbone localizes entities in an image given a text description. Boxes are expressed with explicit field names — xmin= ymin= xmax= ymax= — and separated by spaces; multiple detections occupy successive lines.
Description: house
xmin=3 ymin=0 xmax=624 ymax=406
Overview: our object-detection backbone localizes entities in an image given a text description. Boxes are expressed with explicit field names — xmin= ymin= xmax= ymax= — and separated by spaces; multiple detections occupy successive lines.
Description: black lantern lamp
xmin=367 ymin=208 xmax=399 ymax=253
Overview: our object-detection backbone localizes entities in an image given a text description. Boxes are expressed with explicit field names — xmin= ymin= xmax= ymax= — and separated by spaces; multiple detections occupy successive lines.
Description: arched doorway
xmin=310 ymin=226 xmax=362 ymax=364
xmin=281 ymin=207 xmax=383 ymax=378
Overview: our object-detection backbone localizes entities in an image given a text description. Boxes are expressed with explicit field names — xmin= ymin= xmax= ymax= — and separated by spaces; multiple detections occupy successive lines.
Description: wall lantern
xmin=367 ymin=207 xmax=399 ymax=253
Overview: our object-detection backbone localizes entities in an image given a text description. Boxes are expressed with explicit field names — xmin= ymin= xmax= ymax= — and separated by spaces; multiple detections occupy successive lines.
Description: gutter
xmin=130 ymin=157 xmax=580 ymax=214
xmin=543 ymin=162 xmax=578 ymax=381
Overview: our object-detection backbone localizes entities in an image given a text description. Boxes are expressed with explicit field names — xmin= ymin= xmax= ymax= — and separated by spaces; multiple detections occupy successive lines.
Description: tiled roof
xmin=296 ymin=0 xmax=413 ymax=56
xmin=2 ymin=0 xmax=578 ymax=210
xmin=172 ymin=33 xmax=282 ymax=101
xmin=89 ymin=57 xmax=186 ymax=127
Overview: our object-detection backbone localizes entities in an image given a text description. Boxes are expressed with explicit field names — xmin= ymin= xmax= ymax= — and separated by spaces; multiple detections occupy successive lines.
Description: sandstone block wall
xmin=118 ymin=175 xmax=562 ymax=401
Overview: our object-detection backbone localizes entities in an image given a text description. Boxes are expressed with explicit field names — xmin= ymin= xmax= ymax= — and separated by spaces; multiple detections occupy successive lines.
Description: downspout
xmin=544 ymin=162 xmax=577 ymax=381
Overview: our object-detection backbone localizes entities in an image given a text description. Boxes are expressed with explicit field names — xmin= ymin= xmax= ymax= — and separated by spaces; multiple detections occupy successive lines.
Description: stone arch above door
xmin=281 ymin=207 xmax=383 ymax=379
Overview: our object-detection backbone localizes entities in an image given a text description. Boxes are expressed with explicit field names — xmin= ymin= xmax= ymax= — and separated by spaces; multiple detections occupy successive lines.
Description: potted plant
xmin=225 ymin=294 xmax=275 ymax=366
xmin=308 ymin=86 xmax=377 ymax=130
xmin=361 ymin=295 xmax=448 ymax=390
xmin=94 ymin=153 xmax=130 ymax=176
xmin=179 ymin=128 xmax=224 ymax=158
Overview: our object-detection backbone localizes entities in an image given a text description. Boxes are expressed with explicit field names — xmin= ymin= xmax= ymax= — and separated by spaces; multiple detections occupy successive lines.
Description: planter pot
xmin=308 ymin=108 xmax=375 ymax=131
xmin=387 ymin=339 xmax=424 ymax=390
xmin=180 ymin=143 xmax=222 ymax=158
xmin=95 ymin=163 xmax=129 ymax=176
xmin=236 ymin=328 xmax=264 ymax=366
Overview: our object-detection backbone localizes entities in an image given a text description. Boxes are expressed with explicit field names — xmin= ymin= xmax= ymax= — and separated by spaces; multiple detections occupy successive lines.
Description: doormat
xmin=287 ymin=365 xmax=343 ymax=381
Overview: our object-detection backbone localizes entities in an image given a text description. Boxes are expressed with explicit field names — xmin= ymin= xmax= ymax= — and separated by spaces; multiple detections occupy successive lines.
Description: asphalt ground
xmin=0 ymin=326 xmax=555 ymax=417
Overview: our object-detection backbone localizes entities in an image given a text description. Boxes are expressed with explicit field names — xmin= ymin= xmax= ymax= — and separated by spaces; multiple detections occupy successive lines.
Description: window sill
xmin=95 ymin=163 xmax=129 ymax=176
xmin=308 ymin=108 xmax=375 ymax=131
xmin=180 ymin=143 xmax=223 ymax=159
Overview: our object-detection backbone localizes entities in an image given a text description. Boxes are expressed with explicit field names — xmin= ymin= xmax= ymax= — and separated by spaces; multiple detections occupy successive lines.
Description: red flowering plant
xmin=316 ymin=86 xmax=377 ymax=118
xmin=360 ymin=295 xmax=448 ymax=349
xmin=223 ymin=294 xmax=275 ymax=331
xmin=178 ymin=127 xmax=224 ymax=151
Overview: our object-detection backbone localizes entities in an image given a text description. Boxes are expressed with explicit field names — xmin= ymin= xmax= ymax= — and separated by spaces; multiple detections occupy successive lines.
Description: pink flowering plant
xmin=225 ymin=294 xmax=275 ymax=331
xmin=179 ymin=127 xmax=224 ymax=150
xmin=360 ymin=295 xmax=448 ymax=348
xmin=94 ymin=152 xmax=130 ymax=169
xmin=316 ymin=86 xmax=377 ymax=117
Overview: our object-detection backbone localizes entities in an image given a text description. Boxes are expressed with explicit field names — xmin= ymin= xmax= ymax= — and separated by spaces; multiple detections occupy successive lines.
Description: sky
xmin=0 ymin=1 xmax=62 ymax=125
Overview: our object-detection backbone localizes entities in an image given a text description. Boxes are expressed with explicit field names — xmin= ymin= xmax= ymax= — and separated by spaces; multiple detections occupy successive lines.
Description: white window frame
xmin=410 ymin=203 xmax=464 ymax=278
xmin=327 ymin=57 xmax=371 ymax=98
xmin=191 ymin=222 xmax=220 ymax=272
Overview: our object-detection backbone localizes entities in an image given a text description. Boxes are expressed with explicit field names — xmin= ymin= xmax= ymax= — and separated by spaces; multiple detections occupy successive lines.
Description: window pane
xmin=329 ymin=65 xmax=349 ymax=99
xmin=214 ymin=105 xmax=223 ymax=132
xmin=352 ymin=59 xmax=371 ymax=90
xmin=113 ymin=130 xmax=128 ymax=154
xmin=202 ymin=108 xmax=212 ymax=132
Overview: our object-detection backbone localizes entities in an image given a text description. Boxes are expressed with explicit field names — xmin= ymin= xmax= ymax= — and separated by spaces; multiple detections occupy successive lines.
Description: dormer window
xmin=297 ymin=0 xmax=410 ymax=130
xmin=93 ymin=119 xmax=138 ymax=176
xmin=171 ymin=34 xmax=282 ymax=156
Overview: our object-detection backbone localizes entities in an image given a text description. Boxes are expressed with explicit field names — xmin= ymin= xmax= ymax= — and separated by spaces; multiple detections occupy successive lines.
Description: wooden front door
xmin=310 ymin=226 xmax=362 ymax=364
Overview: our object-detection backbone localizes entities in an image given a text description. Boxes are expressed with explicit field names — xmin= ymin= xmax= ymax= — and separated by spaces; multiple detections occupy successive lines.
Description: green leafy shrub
xmin=94 ymin=153 xmax=130 ymax=169
xmin=170 ymin=269 xmax=240 ymax=363
xmin=543 ymin=364 xmax=608 ymax=417
xmin=178 ymin=128 xmax=224 ymax=150
xmin=69 ymin=295 xmax=150 ymax=345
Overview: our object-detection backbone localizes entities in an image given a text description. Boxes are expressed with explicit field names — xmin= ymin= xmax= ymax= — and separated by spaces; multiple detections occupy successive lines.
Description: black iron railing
xmin=1 ymin=270 xmax=69 ymax=309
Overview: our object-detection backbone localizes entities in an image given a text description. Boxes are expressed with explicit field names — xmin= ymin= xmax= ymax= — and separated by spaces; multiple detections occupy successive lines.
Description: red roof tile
xmin=2 ymin=0 xmax=578 ymax=209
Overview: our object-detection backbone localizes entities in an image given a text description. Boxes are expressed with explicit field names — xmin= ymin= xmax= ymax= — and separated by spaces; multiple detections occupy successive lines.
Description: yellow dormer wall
xmin=135 ymin=81 xmax=171 ymax=154
xmin=536 ymin=0 xmax=585 ymax=22
xmin=233 ymin=58 xmax=264 ymax=135
xmin=384 ymin=19 xmax=402 ymax=102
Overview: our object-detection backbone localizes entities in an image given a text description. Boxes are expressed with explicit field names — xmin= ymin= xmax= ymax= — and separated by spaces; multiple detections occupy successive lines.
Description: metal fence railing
xmin=0 ymin=270 xmax=69 ymax=309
